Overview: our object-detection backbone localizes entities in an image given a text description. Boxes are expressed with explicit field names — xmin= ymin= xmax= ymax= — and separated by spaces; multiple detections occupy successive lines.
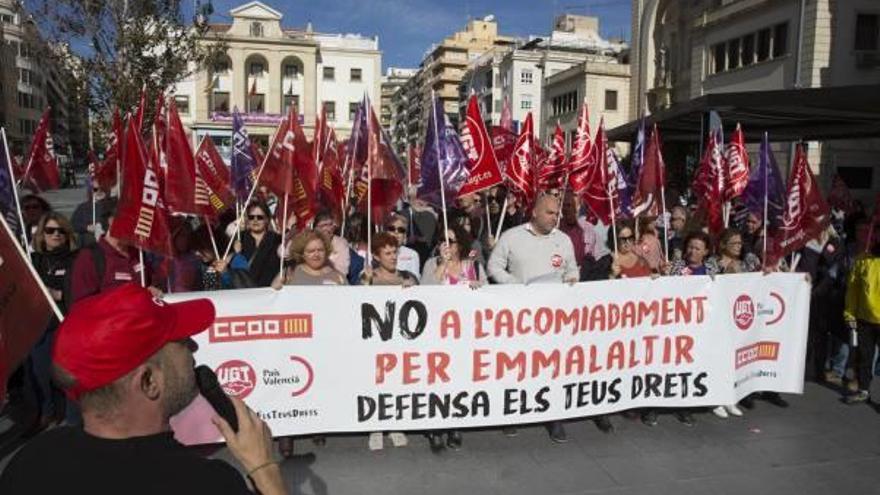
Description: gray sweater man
xmin=488 ymin=194 xmax=579 ymax=285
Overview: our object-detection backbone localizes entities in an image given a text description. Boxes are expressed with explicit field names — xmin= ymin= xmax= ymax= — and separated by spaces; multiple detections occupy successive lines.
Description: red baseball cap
xmin=53 ymin=283 xmax=216 ymax=399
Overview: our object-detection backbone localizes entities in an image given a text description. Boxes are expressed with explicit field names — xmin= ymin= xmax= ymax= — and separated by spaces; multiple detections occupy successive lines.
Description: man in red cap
xmin=0 ymin=283 xmax=288 ymax=495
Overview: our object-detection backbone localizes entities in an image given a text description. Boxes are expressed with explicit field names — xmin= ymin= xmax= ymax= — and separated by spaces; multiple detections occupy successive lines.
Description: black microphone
xmin=195 ymin=365 xmax=239 ymax=433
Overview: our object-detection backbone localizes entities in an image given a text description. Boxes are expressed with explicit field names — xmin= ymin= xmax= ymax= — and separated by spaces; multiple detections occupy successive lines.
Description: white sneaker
xmin=389 ymin=431 xmax=408 ymax=447
xmin=368 ymin=432 xmax=384 ymax=451
xmin=712 ymin=406 xmax=729 ymax=419
xmin=725 ymin=404 xmax=743 ymax=417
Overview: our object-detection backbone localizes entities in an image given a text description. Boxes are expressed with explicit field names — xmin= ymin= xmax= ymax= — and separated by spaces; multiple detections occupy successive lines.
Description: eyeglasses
xmin=44 ymin=227 xmax=66 ymax=235
xmin=618 ymin=235 xmax=635 ymax=243
xmin=386 ymin=226 xmax=407 ymax=234
xmin=486 ymin=195 xmax=501 ymax=204
xmin=448 ymin=239 xmax=458 ymax=244
xmin=248 ymin=215 xmax=266 ymax=221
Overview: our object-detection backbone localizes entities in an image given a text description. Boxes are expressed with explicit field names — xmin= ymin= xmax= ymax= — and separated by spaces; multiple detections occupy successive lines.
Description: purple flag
xmin=231 ymin=107 xmax=256 ymax=204
xmin=742 ymin=132 xmax=785 ymax=228
xmin=627 ymin=118 xmax=646 ymax=193
xmin=417 ymin=97 xmax=470 ymax=208
xmin=607 ymin=144 xmax=632 ymax=218
xmin=0 ymin=130 xmax=21 ymax=239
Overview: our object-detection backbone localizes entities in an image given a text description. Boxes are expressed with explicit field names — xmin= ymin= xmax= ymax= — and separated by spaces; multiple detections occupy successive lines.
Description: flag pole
xmin=495 ymin=196 xmax=508 ymax=244
xmin=204 ymin=216 xmax=220 ymax=261
xmin=279 ymin=192 xmax=289 ymax=281
xmin=222 ymin=122 xmax=285 ymax=260
xmin=660 ymin=184 xmax=669 ymax=263
xmin=365 ymin=97 xmax=373 ymax=269
xmin=2 ymin=129 xmax=30 ymax=251
xmin=138 ymin=248 xmax=146 ymax=287
xmin=484 ymin=191 xmax=493 ymax=240
xmin=340 ymin=105 xmax=363 ymax=239
xmin=762 ymin=133 xmax=769 ymax=267
xmin=431 ymin=91 xmax=450 ymax=247
xmin=603 ymin=137 xmax=618 ymax=255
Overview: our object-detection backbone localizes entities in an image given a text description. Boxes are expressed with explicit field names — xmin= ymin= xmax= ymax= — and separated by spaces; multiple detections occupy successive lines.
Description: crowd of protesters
xmin=4 ymin=179 xmax=880 ymax=459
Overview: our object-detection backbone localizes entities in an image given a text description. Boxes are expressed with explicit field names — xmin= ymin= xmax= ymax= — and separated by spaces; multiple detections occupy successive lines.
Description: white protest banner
xmin=167 ymin=272 xmax=809 ymax=442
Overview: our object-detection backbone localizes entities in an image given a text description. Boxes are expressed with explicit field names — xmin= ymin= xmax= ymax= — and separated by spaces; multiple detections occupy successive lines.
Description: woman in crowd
xmin=272 ymin=229 xmax=347 ymax=288
xmin=234 ymin=201 xmax=281 ymax=287
xmin=420 ymin=223 xmax=486 ymax=451
xmin=716 ymin=228 xmax=761 ymax=274
xmin=664 ymin=231 xmax=720 ymax=425
xmin=607 ymin=221 xmax=655 ymax=429
xmin=636 ymin=216 xmax=664 ymax=272
xmin=314 ymin=210 xmax=350 ymax=276
xmin=271 ymin=229 xmax=347 ymax=456
xmin=385 ymin=213 xmax=421 ymax=280
xmin=344 ymin=212 xmax=368 ymax=286
xmin=421 ymin=223 xmax=487 ymax=287
xmin=360 ymin=232 xmax=416 ymax=450
xmin=667 ymin=231 xmax=720 ymax=278
xmin=29 ymin=212 xmax=79 ymax=427
xmin=609 ymin=220 xmax=652 ymax=279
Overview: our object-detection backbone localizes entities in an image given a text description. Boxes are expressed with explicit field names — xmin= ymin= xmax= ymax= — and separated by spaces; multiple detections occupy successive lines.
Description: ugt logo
xmin=733 ymin=294 xmax=755 ymax=330
xmin=216 ymin=360 xmax=257 ymax=399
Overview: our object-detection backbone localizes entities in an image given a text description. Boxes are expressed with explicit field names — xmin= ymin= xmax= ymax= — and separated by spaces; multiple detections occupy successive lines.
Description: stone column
xmin=230 ymin=48 xmax=246 ymax=112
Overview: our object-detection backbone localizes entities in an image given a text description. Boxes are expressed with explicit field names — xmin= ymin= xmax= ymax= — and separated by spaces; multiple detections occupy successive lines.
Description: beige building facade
xmin=177 ymin=1 xmax=381 ymax=153
xmin=630 ymin=0 xmax=880 ymax=205
xmin=543 ymin=61 xmax=631 ymax=152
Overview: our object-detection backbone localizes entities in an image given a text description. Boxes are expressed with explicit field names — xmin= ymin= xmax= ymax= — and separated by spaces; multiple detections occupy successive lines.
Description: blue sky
xmin=185 ymin=0 xmax=632 ymax=69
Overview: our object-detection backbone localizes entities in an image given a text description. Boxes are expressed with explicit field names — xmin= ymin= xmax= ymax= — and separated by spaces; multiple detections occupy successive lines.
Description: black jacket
xmin=239 ymin=231 xmax=282 ymax=287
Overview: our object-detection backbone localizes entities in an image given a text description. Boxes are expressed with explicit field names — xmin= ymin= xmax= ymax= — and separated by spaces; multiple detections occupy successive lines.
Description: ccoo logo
xmin=733 ymin=295 xmax=755 ymax=330
xmin=215 ymin=360 xmax=257 ymax=399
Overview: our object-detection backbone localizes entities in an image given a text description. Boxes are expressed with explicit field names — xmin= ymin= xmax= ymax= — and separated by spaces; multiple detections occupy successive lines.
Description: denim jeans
xmin=827 ymin=335 xmax=850 ymax=377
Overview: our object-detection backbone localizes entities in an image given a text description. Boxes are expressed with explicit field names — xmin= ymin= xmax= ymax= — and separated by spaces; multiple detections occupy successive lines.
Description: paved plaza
xmin=206 ymin=382 xmax=880 ymax=495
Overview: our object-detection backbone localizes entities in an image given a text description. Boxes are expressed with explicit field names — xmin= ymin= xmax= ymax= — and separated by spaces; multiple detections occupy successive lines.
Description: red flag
xmin=500 ymin=96 xmax=513 ymax=132
xmin=692 ymin=129 xmax=725 ymax=234
xmin=95 ymin=110 xmax=122 ymax=192
xmin=490 ymin=126 xmax=516 ymax=169
xmin=194 ymin=137 xmax=234 ymax=218
xmin=22 ymin=109 xmax=60 ymax=192
xmin=313 ymin=104 xmax=327 ymax=165
xmin=110 ymin=116 xmax=172 ymax=256
xmin=767 ymin=144 xmax=831 ymax=264
xmin=631 ymin=123 xmax=666 ymax=217
xmin=577 ymin=119 xmax=614 ymax=224
xmin=164 ymin=97 xmax=199 ymax=214
xmin=458 ymin=95 xmax=503 ymax=196
xmin=318 ymin=127 xmax=345 ymax=222
xmin=262 ymin=104 xmax=317 ymax=229
xmin=723 ymin=123 xmax=749 ymax=201
xmin=567 ymin=101 xmax=595 ymax=194
xmin=250 ymin=142 xmax=265 ymax=169
xmin=538 ymin=122 xmax=567 ymax=191
xmin=0 ymin=214 xmax=55 ymax=404
xmin=506 ymin=112 xmax=535 ymax=204
xmin=407 ymin=144 xmax=422 ymax=186
xmin=361 ymin=103 xmax=405 ymax=223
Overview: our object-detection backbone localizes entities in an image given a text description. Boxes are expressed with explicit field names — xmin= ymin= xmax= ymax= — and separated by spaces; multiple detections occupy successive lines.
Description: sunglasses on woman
xmin=386 ymin=226 xmax=407 ymax=234
xmin=618 ymin=234 xmax=635 ymax=243
xmin=248 ymin=215 xmax=266 ymax=221
xmin=44 ymin=227 xmax=66 ymax=235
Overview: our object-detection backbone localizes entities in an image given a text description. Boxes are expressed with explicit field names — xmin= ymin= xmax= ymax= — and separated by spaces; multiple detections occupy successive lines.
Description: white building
xmin=461 ymin=14 xmax=628 ymax=139
xmin=175 ymin=1 xmax=381 ymax=154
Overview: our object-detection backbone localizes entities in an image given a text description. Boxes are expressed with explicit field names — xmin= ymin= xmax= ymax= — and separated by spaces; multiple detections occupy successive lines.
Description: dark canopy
xmin=607 ymin=84 xmax=880 ymax=143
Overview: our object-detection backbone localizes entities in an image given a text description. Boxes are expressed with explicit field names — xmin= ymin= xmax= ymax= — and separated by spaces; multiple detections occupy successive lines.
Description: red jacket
xmin=70 ymin=238 xmax=145 ymax=304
